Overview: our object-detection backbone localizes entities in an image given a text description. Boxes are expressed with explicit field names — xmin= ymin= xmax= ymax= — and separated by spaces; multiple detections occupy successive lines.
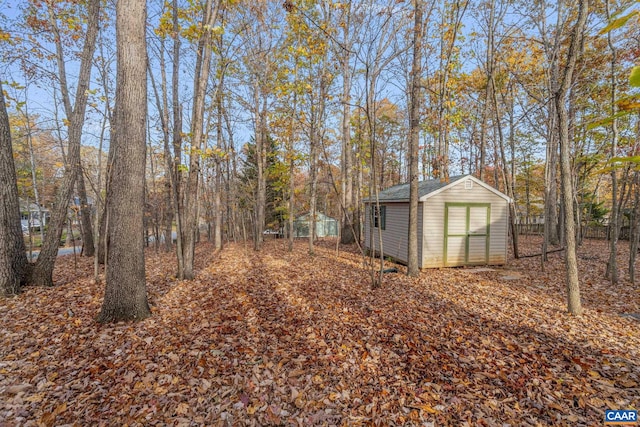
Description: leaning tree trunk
xmin=97 ymin=0 xmax=151 ymax=323
xmin=31 ymin=0 xmax=100 ymax=286
xmin=0 ymin=81 xmax=28 ymax=296
xmin=51 ymin=0 xmax=99 ymax=258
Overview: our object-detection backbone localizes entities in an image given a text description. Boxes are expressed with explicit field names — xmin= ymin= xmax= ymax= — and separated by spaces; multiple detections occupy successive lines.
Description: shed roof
xmin=294 ymin=212 xmax=337 ymax=221
xmin=365 ymin=175 xmax=511 ymax=203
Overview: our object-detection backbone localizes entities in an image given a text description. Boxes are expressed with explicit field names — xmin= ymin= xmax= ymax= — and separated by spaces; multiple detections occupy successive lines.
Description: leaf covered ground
xmin=1 ymin=237 xmax=639 ymax=426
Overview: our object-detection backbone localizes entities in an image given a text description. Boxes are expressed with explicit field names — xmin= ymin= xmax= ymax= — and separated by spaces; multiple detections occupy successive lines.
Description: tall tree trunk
xmin=95 ymin=36 xmax=114 ymax=267
xmin=157 ymin=40 xmax=172 ymax=252
xmin=507 ymin=83 xmax=519 ymax=258
xmin=214 ymin=79 xmax=224 ymax=251
xmin=97 ymin=0 xmax=151 ymax=323
xmin=407 ymin=0 xmax=423 ymax=277
xmin=183 ymin=0 xmax=220 ymax=278
xmin=150 ymin=38 xmax=175 ymax=253
xmin=22 ymin=103 xmax=45 ymax=244
xmin=543 ymin=1 xmax=561 ymax=249
xmin=434 ymin=0 xmax=468 ymax=180
xmin=340 ymin=5 xmax=355 ymax=245
xmin=287 ymin=55 xmax=300 ymax=251
xmin=478 ymin=0 xmax=497 ymax=181
xmin=309 ymin=132 xmax=318 ymax=255
xmin=31 ymin=0 xmax=100 ymax=286
xmin=171 ymin=0 xmax=185 ymax=274
xmin=492 ymin=76 xmax=519 ymax=259
xmin=308 ymin=61 xmax=328 ymax=255
xmin=0 ymin=81 xmax=28 ymax=296
xmin=50 ymin=0 xmax=98 ymax=257
xmin=93 ymin=107 xmax=107 ymax=281
xmin=254 ymin=93 xmax=268 ymax=251
xmin=214 ymin=160 xmax=223 ymax=250
xmin=223 ymin=109 xmax=238 ymax=243
xmin=555 ymin=0 xmax=588 ymax=316
xmin=605 ymin=0 xmax=619 ymax=284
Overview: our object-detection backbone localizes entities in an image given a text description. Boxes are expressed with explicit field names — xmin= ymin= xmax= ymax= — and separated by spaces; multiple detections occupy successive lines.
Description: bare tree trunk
xmin=477 ymin=0 xmax=495 ymax=181
xmin=93 ymin=106 xmax=107 ymax=282
xmin=171 ymin=0 xmax=185 ymax=275
xmin=309 ymin=137 xmax=318 ymax=255
xmin=213 ymin=68 xmax=225 ymax=251
xmin=95 ymin=35 xmax=114 ymax=267
xmin=97 ymin=0 xmax=151 ymax=322
xmin=340 ymin=6 xmax=355 ymax=245
xmin=147 ymin=136 xmax=160 ymax=252
xmin=31 ymin=0 xmax=100 ymax=286
xmin=287 ymin=55 xmax=300 ymax=251
xmin=147 ymin=43 xmax=175 ymax=254
xmin=222 ymin=108 xmax=238 ymax=244
xmin=605 ymin=0 xmax=619 ymax=284
xmin=434 ymin=0 xmax=468 ymax=180
xmin=0 ymin=81 xmax=28 ymax=296
xmin=51 ymin=0 xmax=98 ymax=257
xmin=183 ymin=0 xmax=220 ymax=278
xmin=543 ymin=1 xmax=561 ymax=249
xmin=21 ymin=101 xmax=45 ymax=245
xmin=506 ymin=82 xmax=520 ymax=258
xmin=492 ymin=76 xmax=519 ymax=259
xmin=308 ymin=58 xmax=328 ymax=255
xmin=355 ymin=122 xmax=364 ymax=243
xmin=555 ymin=0 xmax=588 ymax=316
xmin=254 ymin=94 xmax=268 ymax=251
xmin=407 ymin=0 xmax=423 ymax=277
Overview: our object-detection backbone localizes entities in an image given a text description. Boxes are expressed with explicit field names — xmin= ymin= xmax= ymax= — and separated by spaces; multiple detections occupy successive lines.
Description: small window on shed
xmin=372 ymin=205 xmax=386 ymax=230
xmin=465 ymin=180 xmax=473 ymax=190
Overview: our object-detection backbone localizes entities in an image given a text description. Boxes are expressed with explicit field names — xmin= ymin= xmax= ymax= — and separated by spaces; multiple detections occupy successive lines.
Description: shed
xmin=293 ymin=212 xmax=339 ymax=238
xmin=364 ymin=175 xmax=511 ymax=268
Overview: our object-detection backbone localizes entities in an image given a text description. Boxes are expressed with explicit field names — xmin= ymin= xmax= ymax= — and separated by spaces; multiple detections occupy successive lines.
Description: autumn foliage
xmin=1 ymin=238 xmax=639 ymax=426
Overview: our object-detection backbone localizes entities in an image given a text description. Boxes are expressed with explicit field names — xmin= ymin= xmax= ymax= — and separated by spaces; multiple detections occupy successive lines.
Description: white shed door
xmin=445 ymin=203 xmax=490 ymax=266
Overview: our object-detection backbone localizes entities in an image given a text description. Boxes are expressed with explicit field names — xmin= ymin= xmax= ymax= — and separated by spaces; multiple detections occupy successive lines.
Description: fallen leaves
xmin=0 ymin=237 xmax=639 ymax=425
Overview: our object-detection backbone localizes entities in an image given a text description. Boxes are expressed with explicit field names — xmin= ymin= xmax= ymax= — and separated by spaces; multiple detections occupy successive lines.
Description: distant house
xmin=293 ymin=212 xmax=339 ymax=238
xmin=19 ymin=200 xmax=49 ymax=230
xmin=515 ymin=202 xmax=545 ymax=225
xmin=364 ymin=175 xmax=511 ymax=268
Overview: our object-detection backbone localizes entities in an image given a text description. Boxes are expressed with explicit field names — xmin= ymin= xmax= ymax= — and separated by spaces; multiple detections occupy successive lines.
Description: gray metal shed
xmin=364 ymin=175 xmax=511 ymax=268
xmin=293 ymin=212 xmax=339 ymax=238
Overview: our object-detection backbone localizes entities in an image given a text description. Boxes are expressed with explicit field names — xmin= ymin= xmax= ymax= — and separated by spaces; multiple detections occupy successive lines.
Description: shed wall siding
xmin=421 ymin=180 xmax=508 ymax=268
xmin=364 ymin=203 xmax=423 ymax=265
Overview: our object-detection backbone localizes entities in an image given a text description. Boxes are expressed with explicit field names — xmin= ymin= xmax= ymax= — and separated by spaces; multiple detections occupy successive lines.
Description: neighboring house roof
xmin=19 ymin=200 xmax=49 ymax=212
xmin=365 ymin=174 xmax=512 ymax=203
